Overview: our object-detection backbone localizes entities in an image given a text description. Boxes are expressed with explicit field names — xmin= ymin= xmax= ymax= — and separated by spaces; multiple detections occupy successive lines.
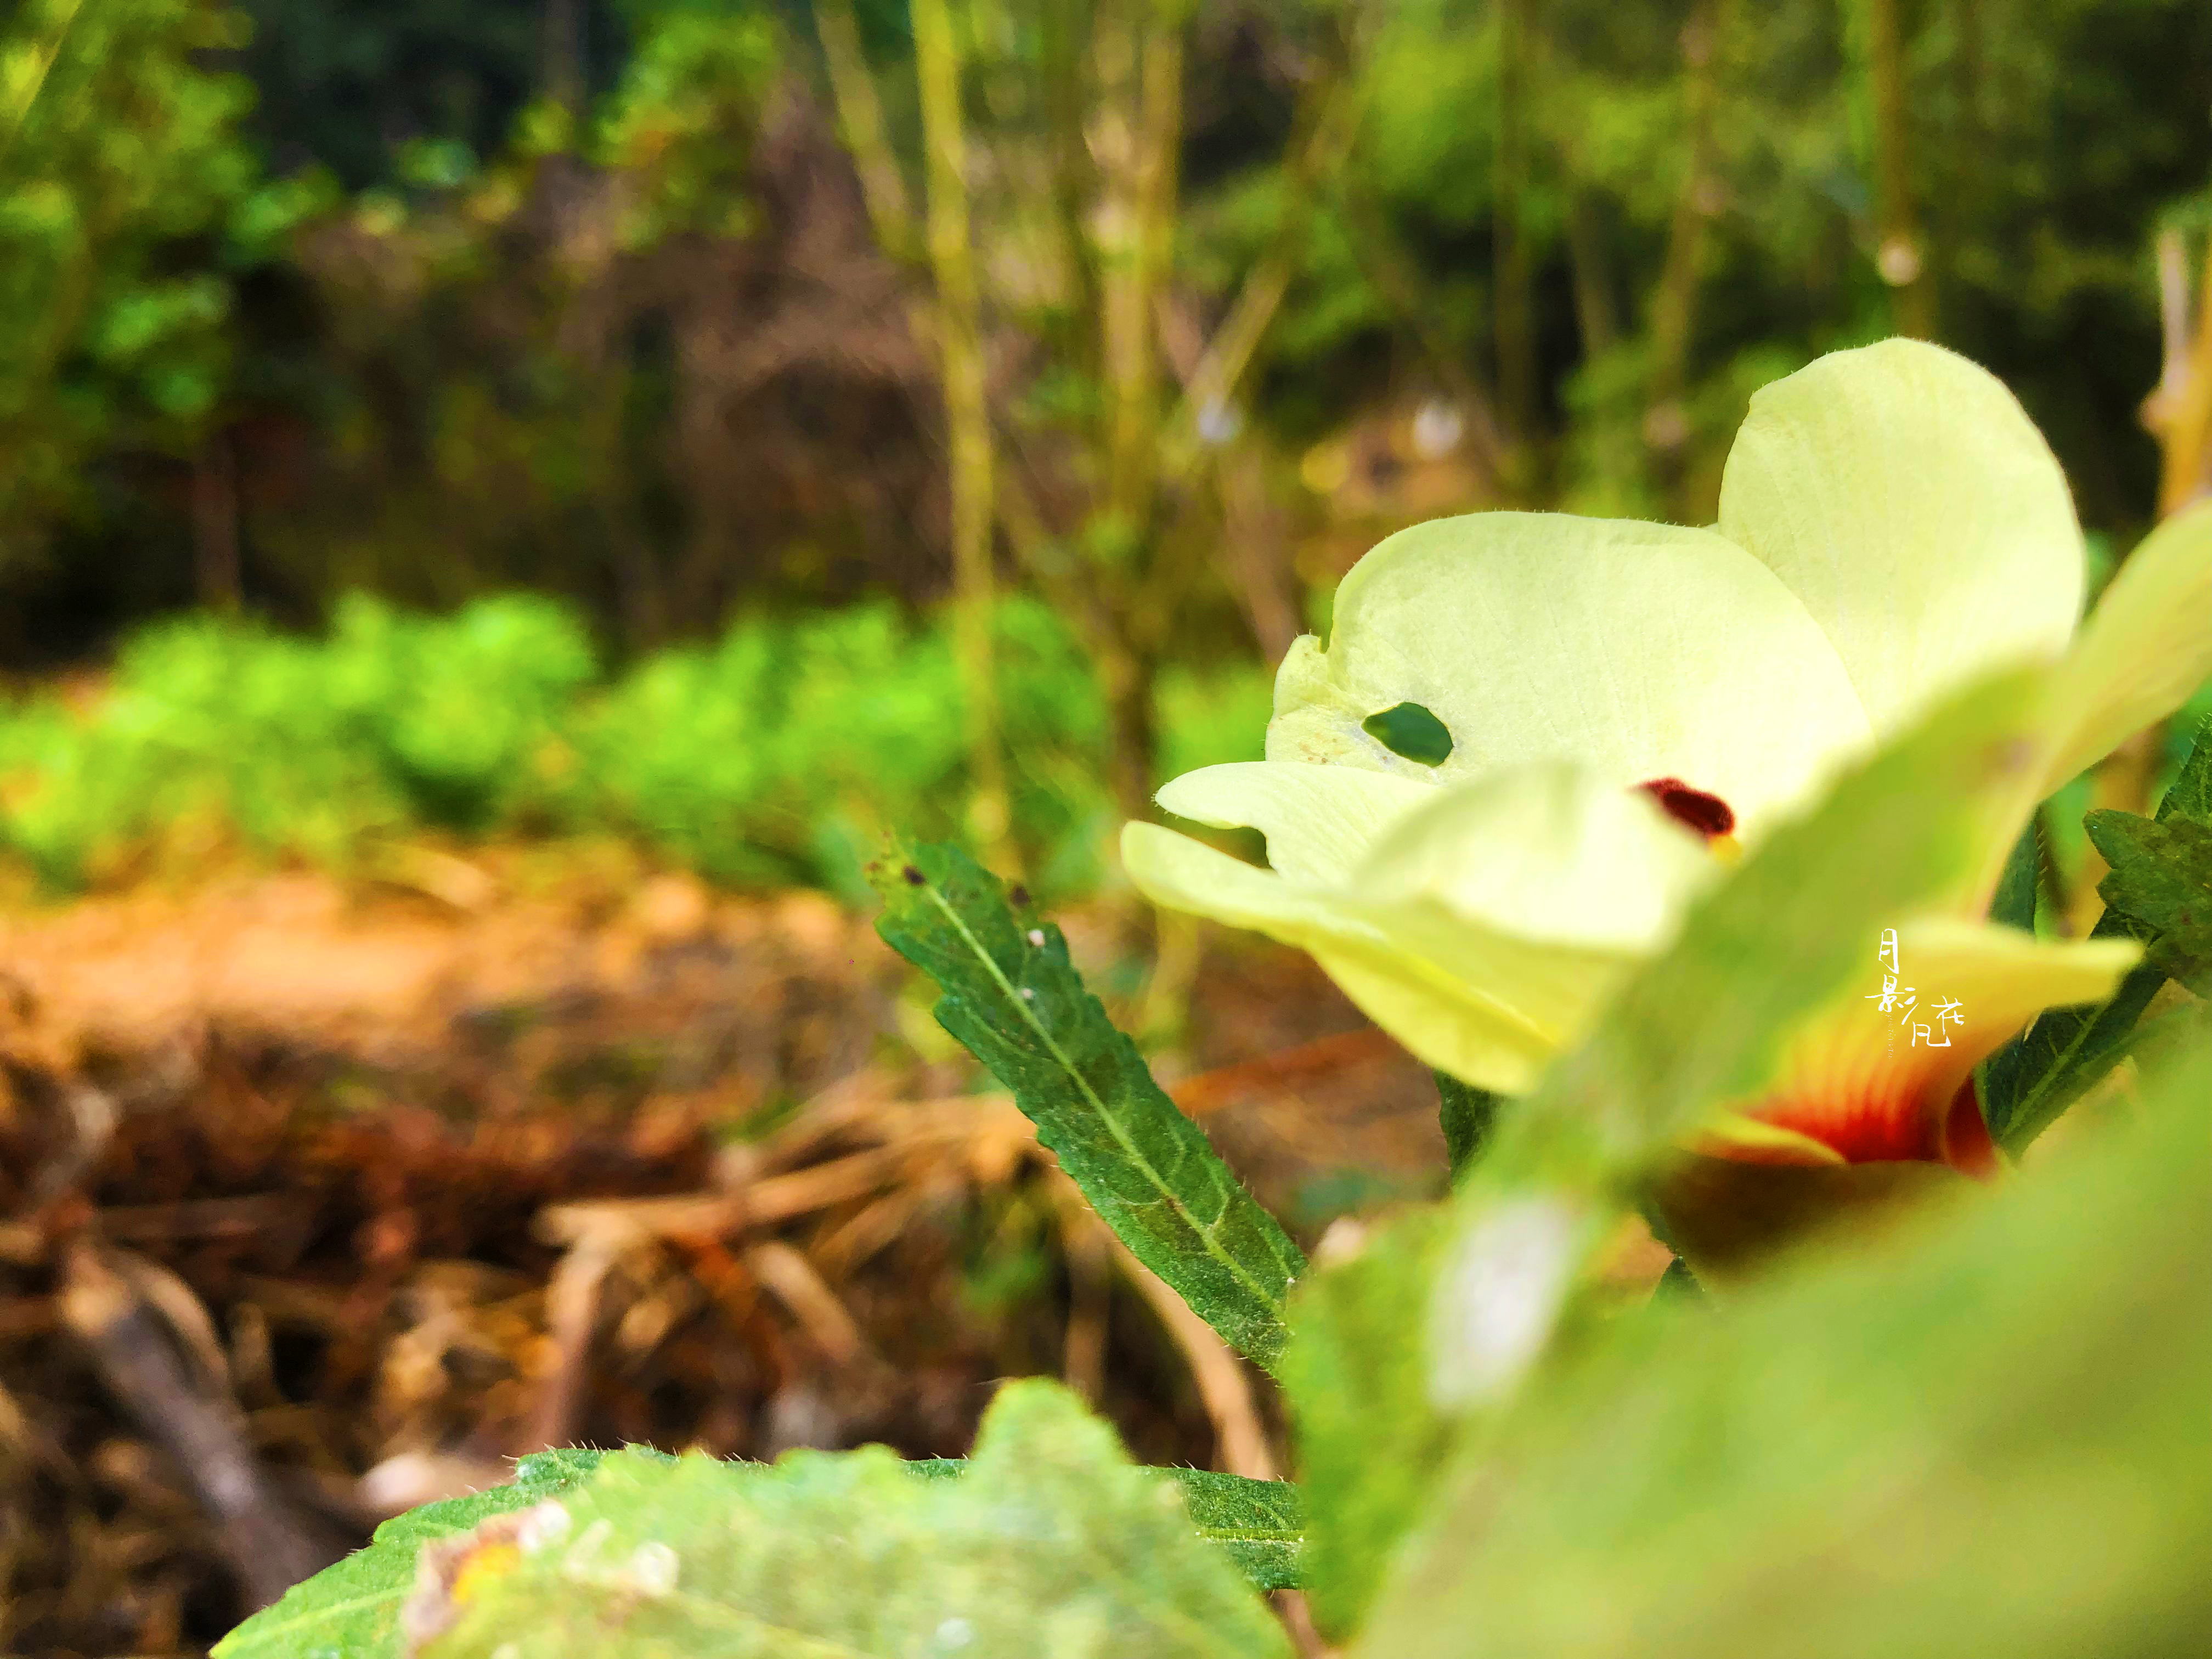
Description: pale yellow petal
xmin=1120 ymin=820 xmax=1591 ymax=1093
xmin=1893 ymin=918 xmax=2141 ymax=1031
xmin=1699 ymin=1114 xmax=1848 ymax=1166
xmin=1119 ymin=819 xmax=1393 ymax=955
xmin=1266 ymin=512 xmax=1871 ymax=836
xmin=1718 ymin=339 xmax=2084 ymax=738
xmin=1720 ymin=917 xmax=2140 ymax=1167
xmin=1122 ymin=769 xmax=1671 ymax=1094
xmin=1344 ymin=764 xmax=1712 ymax=954
xmin=2033 ymin=499 xmax=2212 ymax=794
xmin=1307 ymin=946 xmax=1563 ymax=1095
xmin=1155 ymin=761 xmax=1441 ymax=885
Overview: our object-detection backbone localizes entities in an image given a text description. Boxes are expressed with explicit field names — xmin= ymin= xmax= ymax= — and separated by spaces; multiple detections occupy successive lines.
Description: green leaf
xmin=1651 ymin=1255 xmax=1701 ymax=1300
xmin=870 ymin=839 xmax=1306 ymax=1372
xmin=1279 ymin=1209 xmax=1454 ymax=1640
xmin=1982 ymin=712 xmax=2212 ymax=1155
xmin=2089 ymin=811 xmax=2212 ymax=995
xmin=1978 ymin=951 xmax=2166 ymax=1157
xmin=1354 ymin=1035 xmax=2212 ymax=1659
xmin=1987 ymin=816 xmax=2041 ymax=931
xmin=219 ymin=1449 xmax=1297 ymax=1659
xmin=1163 ymin=1469 xmax=1307 ymax=1593
xmin=904 ymin=1460 xmax=1305 ymax=1592
xmin=2155 ymin=710 xmax=2212 ymax=823
xmin=212 ymin=1447 xmax=632 ymax=1658
xmin=1433 ymin=1070 xmax=1498 ymax=1180
xmin=420 ymin=1380 xmax=1290 ymax=1659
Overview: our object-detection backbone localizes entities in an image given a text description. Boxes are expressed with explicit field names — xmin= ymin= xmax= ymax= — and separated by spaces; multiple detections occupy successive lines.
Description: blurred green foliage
xmin=1354 ymin=1031 xmax=2212 ymax=1659
xmin=0 ymin=0 xmax=278 ymax=573
xmin=2 ymin=0 xmax=2205 ymax=667
xmin=0 ymin=593 xmax=1266 ymax=894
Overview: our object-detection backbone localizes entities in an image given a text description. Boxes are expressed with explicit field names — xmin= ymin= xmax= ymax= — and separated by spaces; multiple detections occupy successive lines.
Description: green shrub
xmin=0 ymin=594 xmax=1267 ymax=895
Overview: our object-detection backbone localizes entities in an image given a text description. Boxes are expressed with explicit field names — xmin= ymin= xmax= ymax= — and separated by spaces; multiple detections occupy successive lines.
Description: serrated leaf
xmin=422 ymin=1380 xmax=1290 ymax=1659
xmin=871 ymin=839 xmax=1305 ymax=1371
xmin=2088 ymin=811 xmax=2212 ymax=995
xmin=904 ymin=1459 xmax=1305 ymax=1590
xmin=1987 ymin=817 xmax=2040 ymax=932
xmin=212 ymin=1447 xmax=637 ymax=1659
xmin=1356 ymin=1036 xmax=2212 ymax=1659
xmin=2155 ymin=710 xmax=2212 ymax=823
xmin=1161 ymin=1469 xmax=1307 ymax=1592
xmin=219 ymin=1449 xmax=1297 ymax=1659
xmin=1279 ymin=1208 xmax=1453 ymax=1640
xmin=1981 ymin=712 xmax=2212 ymax=1154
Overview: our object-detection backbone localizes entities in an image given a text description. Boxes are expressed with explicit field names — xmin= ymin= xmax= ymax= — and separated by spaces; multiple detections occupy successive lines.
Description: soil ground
xmin=0 ymin=852 xmax=1449 ymax=1656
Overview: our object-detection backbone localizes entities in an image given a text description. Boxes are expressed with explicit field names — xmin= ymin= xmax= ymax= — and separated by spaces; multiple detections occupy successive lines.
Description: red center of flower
xmin=1737 ymin=1074 xmax=1998 ymax=1178
xmin=1636 ymin=777 xmax=1736 ymax=842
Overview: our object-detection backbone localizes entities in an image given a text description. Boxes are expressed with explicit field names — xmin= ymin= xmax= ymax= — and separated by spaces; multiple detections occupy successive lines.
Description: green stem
xmin=913 ymin=0 xmax=1014 ymax=872
xmin=1865 ymin=0 xmax=1935 ymax=337
xmin=1492 ymin=0 xmax=1537 ymax=461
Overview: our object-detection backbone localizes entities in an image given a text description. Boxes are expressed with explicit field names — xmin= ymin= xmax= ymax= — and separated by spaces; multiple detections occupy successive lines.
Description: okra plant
xmin=224 ymin=343 xmax=2212 ymax=1658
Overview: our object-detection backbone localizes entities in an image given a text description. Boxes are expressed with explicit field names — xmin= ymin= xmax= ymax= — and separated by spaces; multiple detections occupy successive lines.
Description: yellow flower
xmin=1124 ymin=341 xmax=2211 ymax=1167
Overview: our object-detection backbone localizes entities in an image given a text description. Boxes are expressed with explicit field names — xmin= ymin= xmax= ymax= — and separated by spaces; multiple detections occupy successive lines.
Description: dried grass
xmin=0 ymin=863 xmax=1444 ymax=1655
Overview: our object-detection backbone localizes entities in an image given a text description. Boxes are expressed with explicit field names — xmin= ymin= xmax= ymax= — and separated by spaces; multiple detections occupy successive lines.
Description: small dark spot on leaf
xmin=903 ymin=865 xmax=925 ymax=885
xmin=1009 ymin=884 xmax=1031 ymax=908
xmin=1362 ymin=701 xmax=1454 ymax=766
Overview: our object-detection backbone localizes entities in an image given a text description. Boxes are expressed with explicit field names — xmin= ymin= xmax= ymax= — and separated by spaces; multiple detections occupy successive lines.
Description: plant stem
xmin=913 ymin=0 xmax=1014 ymax=870
xmin=1493 ymin=0 xmax=1537 ymax=467
xmin=1098 ymin=0 xmax=1183 ymax=533
xmin=1088 ymin=0 xmax=1186 ymax=822
xmin=814 ymin=0 xmax=918 ymax=263
xmin=1866 ymin=0 xmax=1935 ymax=337
xmin=1648 ymin=0 xmax=1731 ymax=432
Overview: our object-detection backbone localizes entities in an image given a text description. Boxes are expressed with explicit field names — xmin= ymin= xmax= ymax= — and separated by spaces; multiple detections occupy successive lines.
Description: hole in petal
xmin=1637 ymin=777 xmax=1736 ymax=842
xmin=1362 ymin=701 xmax=1454 ymax=766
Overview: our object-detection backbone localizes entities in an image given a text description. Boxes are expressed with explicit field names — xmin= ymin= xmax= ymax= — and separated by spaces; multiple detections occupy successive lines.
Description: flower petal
xmin=1302 ymin=945 xmax=1567 ymax=1095
xmin=1342 ymin=764 xmax=1713 ymax=954
xmin=1156 ymin=761 xmax=1441 ymax=885
xmin=2033 ymin=499 xmax=2212 ymax=795
xmin=1705 ymin=917 xmax=2140 ymax=1169
xmin=1120 ymin=820 xmax=1578 ymax=1091
xmin=1267 ymin=512 xmax=1872 ymax=836
xmin=1718 ymin=339 xmax=2084 ymax=739
xmin=1122 ymin=765 xmax=1697 ymax=1092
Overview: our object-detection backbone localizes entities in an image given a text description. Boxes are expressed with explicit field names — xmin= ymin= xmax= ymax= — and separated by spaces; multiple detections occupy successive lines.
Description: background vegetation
xmin=2 ymin=0 xmax=2207 ymax=885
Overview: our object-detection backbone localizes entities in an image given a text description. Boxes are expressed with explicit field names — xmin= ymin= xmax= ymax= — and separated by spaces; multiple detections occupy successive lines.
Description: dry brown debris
xmin=0 ymin=865 xmax=1444 ymax=1656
